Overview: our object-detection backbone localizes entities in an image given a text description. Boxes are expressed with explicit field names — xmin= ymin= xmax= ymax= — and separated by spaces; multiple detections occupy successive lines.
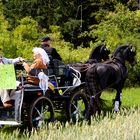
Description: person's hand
xmin=22 ymin=61 xmax=27 ymax=67
xmin=19 ymin=57 xmax=25 ymax=62
xmin=22 ymin=61 xmax=26 ymax=65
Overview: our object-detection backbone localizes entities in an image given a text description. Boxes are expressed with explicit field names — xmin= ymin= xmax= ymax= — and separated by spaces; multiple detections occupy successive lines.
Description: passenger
xmin=0 ymin=56 xmax=25 ymax=107
xmin=23 ymin=47 xmax=55 ymax=92
xmin=40 ymin=36 xmax=62 ymax=61
xmin=23 ymin=47 xmax=50 ymax=85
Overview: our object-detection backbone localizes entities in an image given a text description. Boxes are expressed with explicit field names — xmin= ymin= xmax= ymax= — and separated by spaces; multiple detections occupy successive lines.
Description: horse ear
xmin=130 ymin=45 xmax=136 ymax=55
xmin=129 ymin=44 xmax=133 ymax=51
xmin=101 ymin=44 xmax=106 ymax=50
xmin=103 ymin=44 xmax=106 ymax=47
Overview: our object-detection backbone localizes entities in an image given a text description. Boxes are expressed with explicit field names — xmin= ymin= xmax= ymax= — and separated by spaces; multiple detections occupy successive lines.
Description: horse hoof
xmin=113 ymin=101 xmax=119 ymax=112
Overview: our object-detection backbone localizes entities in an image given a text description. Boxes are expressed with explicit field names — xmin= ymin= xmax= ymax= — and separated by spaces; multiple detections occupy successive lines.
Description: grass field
xmin=0 ymin=87 xmax=140 ymax=140
xmin=101 ymin=87 xmax=140 ymax=109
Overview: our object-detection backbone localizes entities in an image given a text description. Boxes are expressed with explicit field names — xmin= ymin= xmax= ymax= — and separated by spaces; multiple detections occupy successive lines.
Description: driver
xmin=40 ymin=36 xmax=62 ymax=61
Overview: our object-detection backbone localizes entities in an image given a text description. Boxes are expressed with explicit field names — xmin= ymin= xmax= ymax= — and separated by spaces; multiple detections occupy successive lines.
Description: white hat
xmin=32 ymin=47 xmax=50 ymax=65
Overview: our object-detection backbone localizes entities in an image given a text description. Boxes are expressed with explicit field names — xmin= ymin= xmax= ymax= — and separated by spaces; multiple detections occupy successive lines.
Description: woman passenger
xmin=23 ymin=47 xmax=50 ymax=85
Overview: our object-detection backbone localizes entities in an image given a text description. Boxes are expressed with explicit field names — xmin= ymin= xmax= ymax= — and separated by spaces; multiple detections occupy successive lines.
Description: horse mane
xmin=112 ymin=45 xmax=129 ymax=58
xmin=89 ymin=44 xmax=105 ymax=59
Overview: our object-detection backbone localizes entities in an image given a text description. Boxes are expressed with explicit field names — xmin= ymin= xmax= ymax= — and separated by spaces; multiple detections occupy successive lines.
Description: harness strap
xmin=86 ymin=61 xmax=127 ymax=99
xmin=111 ymin=60 xmax=127 ymax=79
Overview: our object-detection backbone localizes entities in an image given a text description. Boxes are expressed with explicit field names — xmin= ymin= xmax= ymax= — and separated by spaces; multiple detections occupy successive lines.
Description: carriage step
xmin=51 ymin=95 xmax=70 ymax=100
xmin=0 ymin=121 xmax=21 ymax=125
xmin=0 ymin=107 xmax=15 ymax=120
xmin=0 ymin=106 xmax=14 ymax=111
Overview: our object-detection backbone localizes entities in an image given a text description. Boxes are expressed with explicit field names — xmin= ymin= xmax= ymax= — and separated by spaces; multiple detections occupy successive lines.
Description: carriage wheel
xmin=29 ymin=96 xmax=54 ymax=128
xmin=66 ymin=87 xmax=90 ymax=123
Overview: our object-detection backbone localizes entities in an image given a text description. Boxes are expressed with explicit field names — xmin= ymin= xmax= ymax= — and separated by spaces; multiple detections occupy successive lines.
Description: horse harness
xmin=112 ymin=59 xmax=128 ymax=80
xmin=86 ymin=59 xmax=127 ymax=98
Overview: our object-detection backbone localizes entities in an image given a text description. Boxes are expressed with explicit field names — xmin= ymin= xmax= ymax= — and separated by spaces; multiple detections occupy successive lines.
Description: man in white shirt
xmin=0 ymin=56 xmax=24 ymax=107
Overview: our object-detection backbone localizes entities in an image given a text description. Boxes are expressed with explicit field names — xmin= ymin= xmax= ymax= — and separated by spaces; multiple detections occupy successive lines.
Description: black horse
xmin=87 ymin=44 xmax=110 ymax=63
xmin=69 ymin=44 xmax=110 ymax=82
xmin=85 ymin=44 xmax=136 ymax=113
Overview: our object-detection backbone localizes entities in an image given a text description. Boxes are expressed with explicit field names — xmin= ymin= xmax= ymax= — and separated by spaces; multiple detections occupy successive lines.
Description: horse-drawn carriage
xmin=0 ymin=44 xmax=135 ymax=129
xmin=0 ymin=43 xmax=110 ymax=129
xmin=0 ymin=59 xmax=90 ymax=129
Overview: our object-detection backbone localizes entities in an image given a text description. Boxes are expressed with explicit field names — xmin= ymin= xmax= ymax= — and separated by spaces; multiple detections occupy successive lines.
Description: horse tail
xmin=85 ymin=64 xmax=98 ymax=97
xmin=85 ymin=64 xmax=103 ymax=114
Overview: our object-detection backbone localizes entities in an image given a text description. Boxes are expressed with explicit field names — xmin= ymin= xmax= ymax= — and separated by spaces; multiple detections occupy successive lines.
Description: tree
xmin=1 ymin=0 xmax=139 ymax=49
xmin=89 ymin=4 xmax=140 ymax=50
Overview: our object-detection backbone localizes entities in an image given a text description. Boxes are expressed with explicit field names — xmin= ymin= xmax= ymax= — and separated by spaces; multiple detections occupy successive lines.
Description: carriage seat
xmin=23 ymin=73 xmax=55 ymax=92
xmin=23 ymin=83 xmax=41 ymax=91
xmin=49 ymin=59 xmax=81 ymax=87
xmin=27 ymin=59 xmax=81 ymax=88
xmin=28 ymin=59 xmax=66 ymax=77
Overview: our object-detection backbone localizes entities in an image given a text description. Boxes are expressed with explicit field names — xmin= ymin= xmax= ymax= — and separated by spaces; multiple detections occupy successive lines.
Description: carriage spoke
xmin=30 ymin=97 xmax=54 ymax=128
xmin=72 ymin=103 xmax=78 ymax=111
xmin=41 ymin=104 xmax=44 ymax=113
xmin=37 ymin=120 xmax=45 ymax=128
xmin=32 ymin=107 xmax=42 ymax=122
xmin=32 ymin=116 xmax=41 ymax=122
xmin=35 ymin=105 xmax=50 ymax=119
xmin=32 ymin=106 xmax=51 ymax=128
xmin=71 ymin=99 xmax=85 ymax=120
xmin=35 ymin=107 xmax=41 ymax=117
xmin=71 ymin=110 xmax=78 ymax=116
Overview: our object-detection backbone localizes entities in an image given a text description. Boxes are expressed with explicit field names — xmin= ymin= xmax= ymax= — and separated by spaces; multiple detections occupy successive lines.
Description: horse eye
xmin=104 ymin=48 xmax=107 ymax=51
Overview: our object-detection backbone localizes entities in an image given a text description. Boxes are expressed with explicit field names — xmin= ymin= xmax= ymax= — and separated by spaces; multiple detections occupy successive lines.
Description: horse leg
xmin=113 ymin=90 xmax=122 ymax=112
xmin=94 ymin=93 xmax=102 ymax=114
xmin=89 ymin=92 xmax=102 ymax=116
xmin=85 ymin=79 xmax=101 ymax=115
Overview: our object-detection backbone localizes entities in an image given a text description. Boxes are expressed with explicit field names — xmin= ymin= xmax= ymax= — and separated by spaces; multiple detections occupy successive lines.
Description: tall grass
xmin=1 ymin=108 xmax=140 ymax=140
xmin=0 ymin=87 xmax=140 ymax=140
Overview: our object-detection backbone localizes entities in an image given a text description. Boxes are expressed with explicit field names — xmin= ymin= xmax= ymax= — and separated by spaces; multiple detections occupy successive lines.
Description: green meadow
xmin=101 ymin=87 xmax=140 ymax=109
xmin=0 ymin=87 xmax=140 ymax=140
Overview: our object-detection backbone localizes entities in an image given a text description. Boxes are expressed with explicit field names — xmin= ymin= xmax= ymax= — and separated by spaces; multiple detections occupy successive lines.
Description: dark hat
xmin=41 ymin=36 xmax=51 ymax=42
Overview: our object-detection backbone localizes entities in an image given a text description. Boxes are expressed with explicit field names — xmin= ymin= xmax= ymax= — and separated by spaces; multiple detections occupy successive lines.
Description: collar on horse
xmin=112 ymin=58 xmax=127 ymax=79
xmin=105 ymin=58 xmax=127 ymax=79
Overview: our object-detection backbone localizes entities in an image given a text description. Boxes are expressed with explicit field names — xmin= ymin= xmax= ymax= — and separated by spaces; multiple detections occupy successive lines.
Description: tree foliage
xmin=0 ymin=1 xmax=140 ymax=86
xmin=2 ymin=0 xmax=138 ymax=48
xmin=89 ymin=4 xmax=140 ymax=50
